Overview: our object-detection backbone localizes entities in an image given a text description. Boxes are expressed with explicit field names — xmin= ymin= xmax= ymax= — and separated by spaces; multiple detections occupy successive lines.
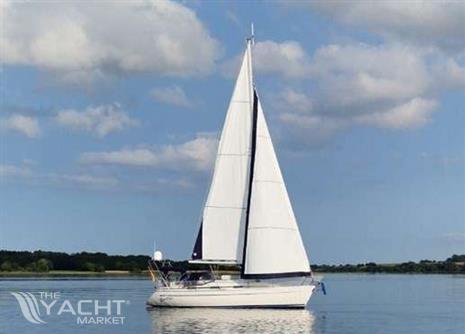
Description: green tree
xmin=82 ymin=262 xmax=105 ymax=272
xmin=82 ymin=262 xmax=97 ymax=271
xmin=1 ymin=261 xmax=14 ymax=271
xmin=95 ymin=264 xmax=105 ymax=272
xmin=35 ymin=258 xmax=53 ymax=272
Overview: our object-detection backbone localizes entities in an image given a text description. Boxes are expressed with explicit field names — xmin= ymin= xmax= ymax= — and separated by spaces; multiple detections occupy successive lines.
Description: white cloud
xmin=55 ymin=104 xmax=138 ymax=137
xmin=79 ymin=133 xmax=218 ymax=172
xmin=230 ymin=41 xmax=462 ymax=105
xmin=0 ymin=163 xmax=118 ymax=189
xmin=300 ymin=1 xmax=465 ymax=52
xmin=81 ymin=148 xmax=159 ymax=167
xmin=257 ymin=41 xmax=464 ymax=146
xmin=0 ymin=0 xmax=220 ymax=84
xmin=0 ymin=162 xmax=202 ymax=193
xmin=265 ymin=1 xmax=465 ymax=146
xmin=355 ymin=98 xmax=437 ymax=129
xmin=308 ymin=44 xmax=431 ymax=106
xmin=222 ymin=40 xmax=310 ymax=78
xmin=431 ymin=58 xmax=465 ymax=89
xmin=275 ymin=89 xmax=313 ymax=113
xmin=133 ymin=177 xmax=196 ymax=193
xmin=219 ymin=38 xmax=464 ymax=147
xmin=1 ymin=114 xmax=41 ymax=138
xmin=279 ymin=112 xmax=347 ymax=145
xmin=0 ymin=164 xmax=33 ymax=178
xmin=150 ymin=86 xmax=194 ymax=108
xmin=254 ymin=40 xmax=310 ymax=78
xmin=50 ymin=173 xmax=118 ymax=187
xmin=225 ymin=10 xmax=242 ymax=28
xmin=220 ymin=34 xmax=464 ymax=148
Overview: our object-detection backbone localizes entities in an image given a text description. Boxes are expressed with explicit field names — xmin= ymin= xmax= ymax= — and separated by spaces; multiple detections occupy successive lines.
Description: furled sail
xmin=192 ymin=42 xmax=254 ymax=263
xmin=242 ymin=94 xmax=311 ymax=278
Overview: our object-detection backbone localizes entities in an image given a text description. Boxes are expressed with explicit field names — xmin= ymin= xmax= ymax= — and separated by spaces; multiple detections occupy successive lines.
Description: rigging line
xmin=241 ymin=89 xmax=258 ymax=275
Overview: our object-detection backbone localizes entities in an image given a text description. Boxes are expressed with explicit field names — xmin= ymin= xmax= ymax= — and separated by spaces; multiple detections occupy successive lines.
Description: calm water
xmin=0 ymin=274 xmax=464 ymax=333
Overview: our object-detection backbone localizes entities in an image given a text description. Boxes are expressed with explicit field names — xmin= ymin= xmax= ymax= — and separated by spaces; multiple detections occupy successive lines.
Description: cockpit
xmin=179 ymin=271 xmax=213 ymax=283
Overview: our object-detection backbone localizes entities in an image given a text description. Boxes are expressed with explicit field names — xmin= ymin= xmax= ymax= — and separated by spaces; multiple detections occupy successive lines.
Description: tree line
xmin=0 ymin=250 xmax=150 ymax=273
xmin=311 ymin=254 xmax=465 ymax=274
xmin=1 ymin=250 xmax=464 ymax=274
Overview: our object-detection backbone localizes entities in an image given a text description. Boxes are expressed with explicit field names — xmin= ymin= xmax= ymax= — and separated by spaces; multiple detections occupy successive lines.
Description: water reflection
xmin=149 ymin=308 xmax=315 ymax=334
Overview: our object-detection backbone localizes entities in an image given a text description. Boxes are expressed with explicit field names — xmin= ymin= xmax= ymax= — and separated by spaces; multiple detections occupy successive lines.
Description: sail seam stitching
xmin=205 ymin=206 xmax=246 ymax=210
xmin=248 ymin=227 xmax=297 ymax=231
xmin=218 ymin=153 xmax=251 ymax=156
xmin=253 ymin=180 xmax=283 ymax=184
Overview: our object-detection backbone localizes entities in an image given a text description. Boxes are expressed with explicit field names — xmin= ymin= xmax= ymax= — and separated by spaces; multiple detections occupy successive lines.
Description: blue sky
xmin=1 ymin=1 xmax=464 ymax=264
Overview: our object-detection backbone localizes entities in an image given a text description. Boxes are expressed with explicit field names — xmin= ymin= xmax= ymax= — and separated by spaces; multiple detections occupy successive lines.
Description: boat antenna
xmin=247 ymin=23 xmax=255 ymax=45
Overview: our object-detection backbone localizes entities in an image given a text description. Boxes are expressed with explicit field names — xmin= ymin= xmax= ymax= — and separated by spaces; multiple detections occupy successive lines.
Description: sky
xmin=0 ymin=0 xmax=464 ymax=264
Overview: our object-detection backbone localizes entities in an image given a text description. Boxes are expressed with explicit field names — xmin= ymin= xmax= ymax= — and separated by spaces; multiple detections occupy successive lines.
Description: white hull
xmin=147 ymin=280 xmax=315 ymax=308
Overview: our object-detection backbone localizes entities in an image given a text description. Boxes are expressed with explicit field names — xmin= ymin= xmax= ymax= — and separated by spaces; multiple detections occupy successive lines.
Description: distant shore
xmin=1 ymin=270 xmax=464 ymax=278
xmin=1 ymin=250 xmax=464 ymax=276
xmin=0 ymin=270 xmax=149 ymax=278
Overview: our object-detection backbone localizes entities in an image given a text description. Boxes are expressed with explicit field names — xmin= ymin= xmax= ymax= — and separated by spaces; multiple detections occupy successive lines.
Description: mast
xmin=241 ymin=26 xmax=311 ymax=278
xmin=241 ymin=25 xmax=257 ymax=274
xmin=246 ymin=23 xmax=254 ymax=100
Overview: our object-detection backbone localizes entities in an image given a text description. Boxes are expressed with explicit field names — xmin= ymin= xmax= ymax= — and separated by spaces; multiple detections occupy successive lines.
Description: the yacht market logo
xmin=11 ymin=292 xmax=128 ymax=325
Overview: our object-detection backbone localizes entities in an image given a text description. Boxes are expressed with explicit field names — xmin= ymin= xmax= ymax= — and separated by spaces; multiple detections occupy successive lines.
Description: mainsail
xmin=192 ymin=40 xmax=254 ymax=263
xmin=192 ymin=36 xmax=311 ymax=277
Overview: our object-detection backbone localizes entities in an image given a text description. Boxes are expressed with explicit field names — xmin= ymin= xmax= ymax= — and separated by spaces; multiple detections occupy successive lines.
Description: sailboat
xmin=147 ymin=28 xmax=320 ymax=308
